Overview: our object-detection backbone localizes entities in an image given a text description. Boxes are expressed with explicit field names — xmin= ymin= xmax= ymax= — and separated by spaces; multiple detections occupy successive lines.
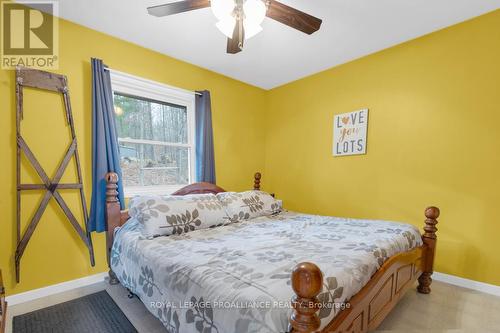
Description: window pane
xmin=114 ymin=93 xmax=188 ymax=144
xmin=120 ymin=143 xmax=190 ymax=187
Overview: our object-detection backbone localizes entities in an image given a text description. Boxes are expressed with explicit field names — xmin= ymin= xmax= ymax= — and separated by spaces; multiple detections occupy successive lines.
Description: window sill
xmin=123 ymin=185 xmax=187 ymax=198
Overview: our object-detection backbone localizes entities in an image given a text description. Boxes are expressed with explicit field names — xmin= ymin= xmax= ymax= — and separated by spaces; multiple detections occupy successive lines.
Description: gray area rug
xmin=13 ymin=291 xmax=137 ymax=333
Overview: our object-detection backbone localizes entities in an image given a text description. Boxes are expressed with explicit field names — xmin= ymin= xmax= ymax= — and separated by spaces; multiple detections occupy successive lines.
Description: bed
xmin=104 ymin=172 xmax=439 ymax=333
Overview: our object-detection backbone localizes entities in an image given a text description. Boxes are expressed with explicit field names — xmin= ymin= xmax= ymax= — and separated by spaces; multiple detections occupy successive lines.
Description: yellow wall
xmin=264 ymin=10 xmax=500 ymax=286
xmin=0 ymin=18 xmax=267 ymax=295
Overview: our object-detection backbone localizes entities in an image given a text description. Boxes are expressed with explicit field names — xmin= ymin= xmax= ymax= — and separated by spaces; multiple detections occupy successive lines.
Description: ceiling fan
xmin=147 ymin=0 xmax=322 ymax=54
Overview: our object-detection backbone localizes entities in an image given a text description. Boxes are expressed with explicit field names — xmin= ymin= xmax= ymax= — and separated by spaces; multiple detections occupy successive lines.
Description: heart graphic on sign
xmin=341 ymin=116 xmax=349 ymax=125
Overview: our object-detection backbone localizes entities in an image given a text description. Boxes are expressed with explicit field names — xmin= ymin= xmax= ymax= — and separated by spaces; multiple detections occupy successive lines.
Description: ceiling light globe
xmin=244 ymin=22 xmax=263 ymax=39
xmin=211 ymin=0 xmax=235 ymax=21
xmin=216 ymin=18 xmax=236 ymax=38
xmin=243 ymin=0 xmax=266 ymax=27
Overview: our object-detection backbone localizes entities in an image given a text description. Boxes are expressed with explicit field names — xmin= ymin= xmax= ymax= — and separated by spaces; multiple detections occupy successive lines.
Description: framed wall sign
xmin=333 ymin=109 xmax=369 ymax=156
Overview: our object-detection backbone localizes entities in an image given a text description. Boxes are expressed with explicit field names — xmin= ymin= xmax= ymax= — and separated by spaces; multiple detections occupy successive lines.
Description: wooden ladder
xmin=15 ymin=67 xmax=95 ymax=283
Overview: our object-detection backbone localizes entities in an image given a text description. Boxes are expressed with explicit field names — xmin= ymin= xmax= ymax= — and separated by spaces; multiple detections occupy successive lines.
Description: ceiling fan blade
xmin=227 ymin=18 xmax=245 ymax=54
xmin=147 ymin=0 xmax=210 ymax=17
xmin=266 ymin=0 xmax=322 ymax=35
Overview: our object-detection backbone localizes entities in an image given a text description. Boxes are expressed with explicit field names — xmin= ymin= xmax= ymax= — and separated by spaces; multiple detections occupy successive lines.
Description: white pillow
xmin=128 ymin=193 xmax=229 ymax=238
xmin=216 ymin=190 xmax=282 ymax=223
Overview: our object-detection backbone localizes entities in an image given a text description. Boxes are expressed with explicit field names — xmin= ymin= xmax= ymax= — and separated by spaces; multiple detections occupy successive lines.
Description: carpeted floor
xmin=13 ymin=291 xmax=137 ymax=333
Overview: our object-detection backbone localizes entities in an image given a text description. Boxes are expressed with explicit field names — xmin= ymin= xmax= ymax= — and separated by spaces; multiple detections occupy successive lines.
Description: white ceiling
xmin=55 ymin=0 xmax=500 ymax=89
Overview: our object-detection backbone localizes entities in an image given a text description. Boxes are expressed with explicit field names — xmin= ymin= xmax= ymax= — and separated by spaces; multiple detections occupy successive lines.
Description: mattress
xmin=111 ymin=211 xmax=422 ymax=333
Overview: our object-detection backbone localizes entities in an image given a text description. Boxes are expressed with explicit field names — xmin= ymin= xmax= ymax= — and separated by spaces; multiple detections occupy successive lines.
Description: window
xmin=110 ymin=71 xmax=195 ymax=197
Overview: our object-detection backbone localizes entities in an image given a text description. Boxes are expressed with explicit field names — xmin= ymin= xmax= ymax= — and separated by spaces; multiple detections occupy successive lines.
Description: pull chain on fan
xmin=226 ymin=2 xmax=245 ymax=53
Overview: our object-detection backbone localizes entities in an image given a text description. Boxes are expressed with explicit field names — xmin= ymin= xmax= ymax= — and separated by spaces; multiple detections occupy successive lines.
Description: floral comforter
xmin=111 ymin=211 xmax=422 ymax=333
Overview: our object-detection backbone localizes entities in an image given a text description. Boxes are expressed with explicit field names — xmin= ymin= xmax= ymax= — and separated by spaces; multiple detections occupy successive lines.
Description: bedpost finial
xmin=290 ymin=262 xmax=323 ymax=333
xmin=105 ymin=172 xmax=119 ymax=203
xmin=292 ymin=262 xmax=323 ymax=298
xmin=425 ymin=206 xmax=440 ymax=220
xmin=423 ymin=206 xmax=439 ymax=239
xmin=105 ymin=172 xmax=119 ymax=184
xmin=254 ymin=172 xmax=261 ymax=190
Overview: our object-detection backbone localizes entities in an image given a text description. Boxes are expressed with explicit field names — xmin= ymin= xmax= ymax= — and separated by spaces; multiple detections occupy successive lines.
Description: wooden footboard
xmin=290 ymin=207 xmax=439 ymax=333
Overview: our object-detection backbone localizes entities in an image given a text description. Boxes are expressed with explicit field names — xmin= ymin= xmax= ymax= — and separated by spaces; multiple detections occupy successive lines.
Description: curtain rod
xmin=104 ymin=67 xmax=202 ymax=96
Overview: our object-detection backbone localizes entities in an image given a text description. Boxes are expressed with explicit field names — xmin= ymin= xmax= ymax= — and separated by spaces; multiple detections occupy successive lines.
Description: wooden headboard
xmin=104 ymin=172 xmax=262 ymax=284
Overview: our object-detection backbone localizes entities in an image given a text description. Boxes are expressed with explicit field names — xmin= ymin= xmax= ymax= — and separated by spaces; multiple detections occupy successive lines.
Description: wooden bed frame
xmin=104 ymin=172 xmax=439 ymax=333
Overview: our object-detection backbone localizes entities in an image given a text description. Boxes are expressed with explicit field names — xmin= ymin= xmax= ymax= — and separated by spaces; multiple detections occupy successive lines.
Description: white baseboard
xmin=433 ymin=271 xmax=500 ymax=297
xmin=5 ymin=272 xmax=107 ymax=306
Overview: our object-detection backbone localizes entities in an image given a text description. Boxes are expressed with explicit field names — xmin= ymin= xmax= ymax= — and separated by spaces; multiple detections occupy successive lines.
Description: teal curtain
xmin=195 ymin=91 xmax=216 ymax=183
xmin=89 ymin=58 xmax=125 ymax=232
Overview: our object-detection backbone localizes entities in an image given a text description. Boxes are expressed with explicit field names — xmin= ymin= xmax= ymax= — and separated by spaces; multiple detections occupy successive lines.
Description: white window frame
xmin=110 ymin=70 xmax=196 ymax=197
